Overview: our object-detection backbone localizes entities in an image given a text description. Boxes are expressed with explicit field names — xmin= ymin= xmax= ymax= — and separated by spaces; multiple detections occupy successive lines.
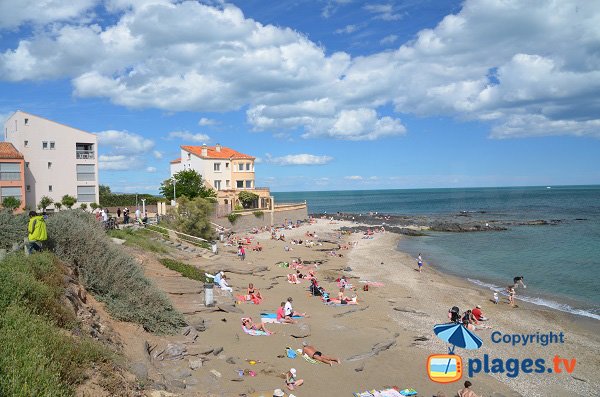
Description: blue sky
xmin=1 ymin=0 xmax=599 ymax=193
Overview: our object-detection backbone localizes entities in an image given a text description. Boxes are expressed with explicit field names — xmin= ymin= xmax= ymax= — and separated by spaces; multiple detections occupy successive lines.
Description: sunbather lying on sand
xmin=302 ymin=343 xmax=341 ymax=366
xmin=241 ymin=317 xmax=273 ymax=334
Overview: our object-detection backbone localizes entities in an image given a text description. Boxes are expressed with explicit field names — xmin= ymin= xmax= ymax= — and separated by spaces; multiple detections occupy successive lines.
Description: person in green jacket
xmin=27 ymin=211 xmax=47 ymax=255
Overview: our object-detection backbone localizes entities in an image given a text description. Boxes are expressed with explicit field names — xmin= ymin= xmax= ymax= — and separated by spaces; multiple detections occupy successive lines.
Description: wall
xmin=5 ymin=111 xmax=99 ymax=209
xmin=0 ymin=157 xmax=25 ymax=211
xmin=212 ymin=204 xmax=308 ymax=232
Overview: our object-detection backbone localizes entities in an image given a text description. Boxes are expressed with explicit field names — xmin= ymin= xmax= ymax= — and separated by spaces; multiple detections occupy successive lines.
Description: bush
xmin=238 ymin=191 xmax=259 ymax=209
xmin=0 ymin=252 xmax=111 ymax=396
xmin=61 ymin=195 xmax=77 ymax=209
xmin=47 ymin=211 xmax=184 ymax=333
xmin=228 ymin=212 xmax=240 ymax=224
xmin=253 ymin=210 xmax=264 ymax=218
xmin=0 ymin=210 xmax=28 ymax=249
xmin=159 ymin=258 xmax=207 ymax=282
xmin=2 ymin=196 xmax=21 ymax=211
xmin=165 ymin=196 xmax=215 ymax=241
xmin=107 ymin=228 xmax=168 ymax=254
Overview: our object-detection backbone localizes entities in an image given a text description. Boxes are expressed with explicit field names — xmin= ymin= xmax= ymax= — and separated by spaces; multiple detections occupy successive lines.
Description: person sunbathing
xmin=287 ymin=273 xmax=300 ymax=284
xmin=338 ymin=288 xmax=351 ymax=303
xmin=241 ymin=317 xmax=272 ymax=333
xmin=302 ymin=343 xmax=341 ymax=366
xmin=247 ymin=283 xmax=262 ymax=303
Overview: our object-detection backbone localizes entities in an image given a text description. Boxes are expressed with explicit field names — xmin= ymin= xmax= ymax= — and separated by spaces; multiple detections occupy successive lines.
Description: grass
xmin=159 ymin=258 xmax=208 ymax=282
xmin=146 ymin=224 xmax=169 ymax=237
xmin=0 ymin=252 xmax=112 ymax=396
xmin=107 ymin=228 xmax=168 ymax=254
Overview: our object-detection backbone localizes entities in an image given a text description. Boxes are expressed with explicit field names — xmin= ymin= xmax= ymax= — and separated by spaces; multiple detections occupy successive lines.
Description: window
xmin=225 ymin=163 xmax=229 ymax=168
xmin=24 ymin=118 xmax=29 ymax=125
xmin=25 ymin=162 xmax=29 ymax=168
xmin=187 ymin=153 xmax=191 ymax=160
xmin=238 ymin=163 xmax=244 ymax=171
xmin=237 ymin=180 xmax=244 ymax=188
xmin=214 ymin=163 xmax=221 ymax=172
xmin=24 ymin=140 xmax=29 ymax=147
xmin=226 ymin=180 xmax=230 ymax=188
xmin=42 ymin=141 xmax=48 ymax=149
xmin=48 ymin=162 xmax=52 ymax=169
xmin=246 ymin=163 xmax=250 ymax=171
xmin=0 ymin=163 xmax=21 ymax=181
xmin=50 ymin=141 xmax=55 ymax=149
xmin=26 ymin=185 xmax=30 ymax=192
xmin=49 ymin=185 xmax=53 ymax=192
xmin=77 ymin=186 xmax=96 ymax=202
xmin=214 ymin=180 xmax=221 ymax=190
xmin=0 ymin=187 xmax=21 ymax=202
xmin=76 ymin=164 xmax=95 ymax=181
xmin=245 ymin=180 xmax=252 ymax=188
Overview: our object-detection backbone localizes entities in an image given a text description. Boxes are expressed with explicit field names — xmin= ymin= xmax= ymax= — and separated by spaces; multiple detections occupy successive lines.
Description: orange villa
xmin=0 ymin=142 xmax=26 ymax=211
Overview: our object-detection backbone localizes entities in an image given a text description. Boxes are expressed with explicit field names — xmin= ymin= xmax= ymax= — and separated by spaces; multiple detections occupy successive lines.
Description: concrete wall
xmin=213 ymin=204 xmax=308 ymax=232
xmin=5 ymin=111 xmax=99 ymax=209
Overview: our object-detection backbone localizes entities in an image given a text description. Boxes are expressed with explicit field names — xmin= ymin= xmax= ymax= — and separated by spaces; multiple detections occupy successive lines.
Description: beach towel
xmin=260 ymin=312 xmax=302 ymax=324
xmin=302 ymin=353 xmax=319 ymax=364
xmin=399 ymin=389 xmax=417 ymax=396
xmin=242 ymin=326 xmax=270 ymax=336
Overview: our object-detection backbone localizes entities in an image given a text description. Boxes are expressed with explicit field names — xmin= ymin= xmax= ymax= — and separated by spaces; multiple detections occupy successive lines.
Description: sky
xmin=1 ymin=0 xmax=599 ymax=193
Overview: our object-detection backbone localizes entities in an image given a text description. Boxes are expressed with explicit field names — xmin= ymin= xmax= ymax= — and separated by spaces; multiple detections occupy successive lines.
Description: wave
xmin=466 ymin=278 xmax=600 ymax=321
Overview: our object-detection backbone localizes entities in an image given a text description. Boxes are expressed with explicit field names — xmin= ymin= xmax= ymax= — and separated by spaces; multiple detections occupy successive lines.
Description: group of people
xmin=448 ymin=305 xmax=490 ymax=331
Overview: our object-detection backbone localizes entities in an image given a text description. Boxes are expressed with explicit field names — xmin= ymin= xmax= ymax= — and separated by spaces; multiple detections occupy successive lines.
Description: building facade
xmin=0 ymin=142 xmax=26 ymax=211
xmin=4 ymin=111 xmax=99 ymax=210
xmin=170 ymin=144 xmax=271 ymax=212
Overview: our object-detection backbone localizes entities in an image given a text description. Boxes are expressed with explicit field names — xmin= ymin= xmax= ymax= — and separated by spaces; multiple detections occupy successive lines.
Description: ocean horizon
xmin=273 ymin=185 xmax=600 ymax=320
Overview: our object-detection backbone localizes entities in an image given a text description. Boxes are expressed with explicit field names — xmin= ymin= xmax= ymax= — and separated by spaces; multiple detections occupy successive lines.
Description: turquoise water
xmin=273 ymin=186 xmax=600 ymax=319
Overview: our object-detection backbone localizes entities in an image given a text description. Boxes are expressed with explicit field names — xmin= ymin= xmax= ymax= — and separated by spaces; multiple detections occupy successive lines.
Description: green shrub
xmin=159 ymin=258 xmax=207 ymax=282
xmin=47 ymin=211 xmax=184 ymax=333
xmin=0 ymin=252 xmax=75 ymax=327
xmin=253 ymin=210 xmax=264 ymax=218
xmin=2 ymin=196 xmax=21 ymax=211
xmin=165 ymin=196 xmax=215 ymax=240
xmin=238 ymin=191 xmax=259 ymax=208
xmin=228 ymin=212 xmax=240 ymax=224
xmin=0 ymin=210 xmax=28 ymax=249
xmin=0 ymin=304 xmax=109 ymax=396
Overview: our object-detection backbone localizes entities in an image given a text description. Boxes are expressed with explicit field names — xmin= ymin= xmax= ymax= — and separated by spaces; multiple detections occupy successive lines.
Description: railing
xmin=254 ymin=187 xmax=271 ymax=191
xmin=76 ymin=150 xmax=95 ymax=159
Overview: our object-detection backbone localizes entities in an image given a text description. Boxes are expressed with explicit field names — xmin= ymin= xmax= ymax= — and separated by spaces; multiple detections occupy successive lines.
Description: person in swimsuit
xmin=507 ymin=285 xmax=516 ymax=307
xmin=417 ymin=253 xmax=423 ymax=273
xmin=247 ymin=283 xmax=262 ymax=302
xmin=302 ymin=343 xmax=341 ymax=366
xmin=285 ymin=368 xmax=303 ymax=390
xmin=513 ymin=276 xmax=526 ymax=288
xmin=241 ymin=317 xmax=272 ymax=333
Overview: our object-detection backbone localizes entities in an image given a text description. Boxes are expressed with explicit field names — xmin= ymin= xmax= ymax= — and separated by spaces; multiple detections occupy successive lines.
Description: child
xmin=417 ymin=253 xmax=423 ymax=273
xmin=493 ymin=292 xmax=499 ymax=304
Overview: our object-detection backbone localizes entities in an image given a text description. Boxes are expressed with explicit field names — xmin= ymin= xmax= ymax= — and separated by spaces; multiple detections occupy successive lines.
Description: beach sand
xmin=114 ymin=218 xmax=600 ymax=397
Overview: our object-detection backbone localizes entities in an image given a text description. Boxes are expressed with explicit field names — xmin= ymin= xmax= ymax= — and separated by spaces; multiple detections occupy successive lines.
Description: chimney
xmin=201 ymin=143 xmax=208 ymax=157
xmin=215 ymin=143 xmax=221 ymax=152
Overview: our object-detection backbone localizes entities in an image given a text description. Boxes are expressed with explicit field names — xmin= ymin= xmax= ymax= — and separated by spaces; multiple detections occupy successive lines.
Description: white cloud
xmin=146 ymin=166 xmax=157 ymax=172
xmin=322 ymin=0 xmax=353 ymax=18
xmin=335 ymin=24 xmax=358 ymax=35
xmin=99 ymin=154 xmax=129 ymax=170
xmin=97 ymin=130 xmax=154 ymax=154
xmin=1 ymin=0 xmax=599 ymax=139
xmin=380 ymin=34 xmax=397 ymax=45
xmin=0 ymin=0 xmax=97 ymax=30
xmin=344 ymin=175 xmax=363 ymax=180
xmin=153 ymin=150 xmax=163 ymax=159
xmin=198 ymin=117 xmax=218 ymax=126
xmin=267 ymin=153 xmax=333 ymax=166
xmin=168 ymin=131 xmax=210 ymax=142
xmin=363 ymin=3 xmax=403 ymax=21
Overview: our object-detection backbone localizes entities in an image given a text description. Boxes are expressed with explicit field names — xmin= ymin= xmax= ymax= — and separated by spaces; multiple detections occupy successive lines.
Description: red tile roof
xmin=181 ymin=145 xmax=255 ymax=160
xmin=170 ymin=158 xmax=181 ymax=164
xmin=0 ymin=142 xmax=24 ymax=159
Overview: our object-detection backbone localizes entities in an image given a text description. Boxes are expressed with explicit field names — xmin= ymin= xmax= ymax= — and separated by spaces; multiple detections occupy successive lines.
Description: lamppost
xmin=171 ymin=177 xmax=177 ymax=206
xmin=141 ymin=198 xmax=146 ymax=217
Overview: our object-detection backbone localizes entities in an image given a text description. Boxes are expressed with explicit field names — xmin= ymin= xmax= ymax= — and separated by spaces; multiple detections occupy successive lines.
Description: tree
xmin=80 ymin=203 xmax=88 ymax=211
xmin=90 ymin=203 xmax=100 ymax=211
xmin=54 ymin=202 xmax=62 ymax=211
xmin=99 ymin=185 xmax=112 ymax=196
xmin=61 ymin=195 xmax=77 ymax=209
xmin=160 ymin=169 xmax=216 ymax=201
xmin=38 ymin=196 xmax=54 ymax=211
xmin=165 ymin=196 xmax=215 ymax=240
xmin=2 ymin=196 xmax=21 ymax=212
xmin=238 ymin=191 xmax=259 ymax=209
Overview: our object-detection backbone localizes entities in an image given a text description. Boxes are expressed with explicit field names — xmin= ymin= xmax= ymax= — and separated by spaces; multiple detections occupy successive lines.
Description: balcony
xmin=76 ymin=150 xmax=95 ymax=160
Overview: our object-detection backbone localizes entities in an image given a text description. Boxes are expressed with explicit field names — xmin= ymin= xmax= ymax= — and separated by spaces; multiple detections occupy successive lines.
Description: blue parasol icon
xmin=433 ymin=323 xmax=483 ymax=351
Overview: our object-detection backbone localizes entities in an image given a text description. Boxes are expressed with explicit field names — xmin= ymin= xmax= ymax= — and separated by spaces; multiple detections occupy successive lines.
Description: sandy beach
xmin=104 ymin=218 xmax=600 ymax=397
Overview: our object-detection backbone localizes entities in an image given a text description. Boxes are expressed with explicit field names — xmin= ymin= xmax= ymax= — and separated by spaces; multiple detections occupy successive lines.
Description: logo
xmin=427 ymin=354 xmax=463 ymax=383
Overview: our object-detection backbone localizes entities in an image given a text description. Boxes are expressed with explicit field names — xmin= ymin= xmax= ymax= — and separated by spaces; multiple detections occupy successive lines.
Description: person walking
xmin=417 ymin=253 xmax=423 ymax=272
xmin=27 ymin=211 xmax=47 ymax=255
xmin=238 ymin=245 xmax=246 ymax=261
xmin=117 ymin=207 xmax=121 ymax=218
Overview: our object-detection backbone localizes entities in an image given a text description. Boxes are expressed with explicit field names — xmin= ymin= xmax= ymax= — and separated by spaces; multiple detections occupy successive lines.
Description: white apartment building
xmin=3 ymin=111 xmax=99 ymax=210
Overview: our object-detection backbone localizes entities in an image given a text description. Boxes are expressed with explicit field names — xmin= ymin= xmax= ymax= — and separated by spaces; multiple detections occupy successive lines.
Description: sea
xmin=273 ymin=186 xmax=600 ymax=320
